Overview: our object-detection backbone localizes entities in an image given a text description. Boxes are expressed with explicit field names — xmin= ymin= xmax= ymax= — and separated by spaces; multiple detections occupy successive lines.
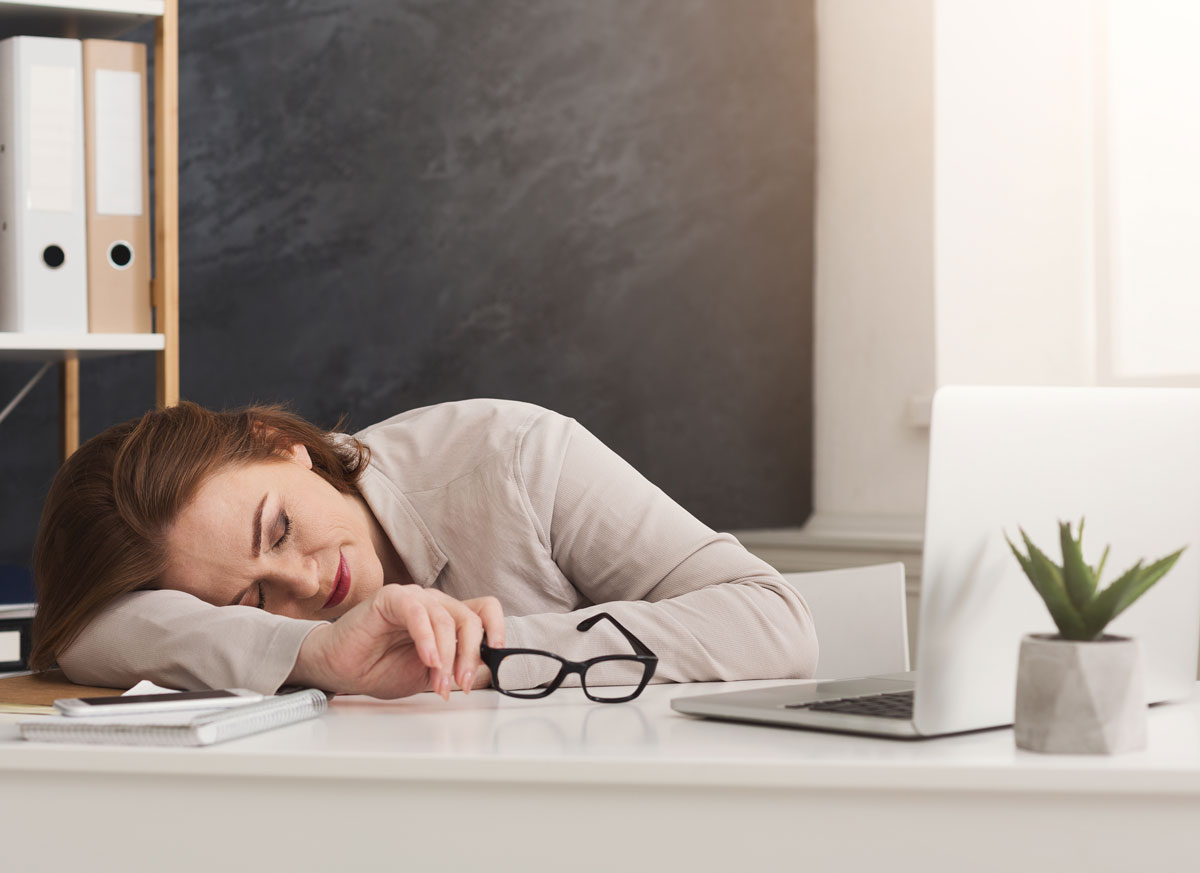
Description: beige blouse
xmin=58 ymin=399 xmax=818 ymax=693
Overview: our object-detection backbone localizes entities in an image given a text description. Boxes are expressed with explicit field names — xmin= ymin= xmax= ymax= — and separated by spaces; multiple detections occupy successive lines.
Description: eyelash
xmin=275 ymin=513 xmax=292 ymax=549
xmin=253 ymin=513 xmax=292 ymax=610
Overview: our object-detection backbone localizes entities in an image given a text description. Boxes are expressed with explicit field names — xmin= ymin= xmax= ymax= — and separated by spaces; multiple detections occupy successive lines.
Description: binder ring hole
xmin=42 ymin=245 xmax=64 ymax=269
xmin=108 ymin=242 xmax=133 ymax=270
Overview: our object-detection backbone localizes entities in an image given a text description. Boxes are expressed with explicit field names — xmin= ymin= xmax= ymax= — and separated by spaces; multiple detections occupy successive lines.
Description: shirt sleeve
xmin=500 ymin=411 xmax=819 ymax=688
xmin=56 ymin=589 xmax=326 ymax=694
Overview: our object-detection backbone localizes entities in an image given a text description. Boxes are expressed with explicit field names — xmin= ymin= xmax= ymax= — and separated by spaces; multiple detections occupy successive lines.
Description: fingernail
xmin=424 ymin=646 xmax=441 ymax=668
xmin=459 ymin=670 xmax=470 ymax=694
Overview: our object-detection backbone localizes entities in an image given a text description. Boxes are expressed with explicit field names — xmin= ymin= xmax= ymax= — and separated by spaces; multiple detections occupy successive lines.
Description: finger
xmin=453 ymin=612 xmax=484 ymax=694
xmin=428 ymin=604 xmax=458 ymax=700
xmin=387 ymin=591 xmax=438 ymax=671
xmin=470 ymin=596 xmax=506 ymax=649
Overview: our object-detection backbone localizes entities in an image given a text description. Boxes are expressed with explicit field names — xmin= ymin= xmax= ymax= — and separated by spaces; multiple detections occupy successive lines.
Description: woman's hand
xmin=287 ymin=585 xmax=505 ymax=699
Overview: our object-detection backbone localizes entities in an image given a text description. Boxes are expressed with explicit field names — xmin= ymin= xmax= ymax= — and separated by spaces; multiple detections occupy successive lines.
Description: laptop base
xmin=672 ymin=677 xmax=927 ymax=739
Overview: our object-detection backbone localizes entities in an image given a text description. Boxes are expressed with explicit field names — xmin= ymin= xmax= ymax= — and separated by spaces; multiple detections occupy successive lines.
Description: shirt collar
xmin=333 ymin=433 xmax=448 ymax=588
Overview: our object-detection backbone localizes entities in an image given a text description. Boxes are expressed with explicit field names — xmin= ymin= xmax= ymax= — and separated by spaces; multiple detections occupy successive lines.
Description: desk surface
xmin=4 ymin=679 xmax=1200 ymax=793
xmin=4 ymin=680 xmax=1200 ymax=873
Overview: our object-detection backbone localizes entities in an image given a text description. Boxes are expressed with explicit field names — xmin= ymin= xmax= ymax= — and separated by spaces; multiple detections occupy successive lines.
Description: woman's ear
xmin=285 ymin=442 xmax=313 ymax=470
xmin=253 ymin=421 xmax=314 ymax=470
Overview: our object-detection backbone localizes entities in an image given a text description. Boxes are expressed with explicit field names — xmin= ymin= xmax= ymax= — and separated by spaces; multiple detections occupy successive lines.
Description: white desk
xmin=3 ymin=680 xmax=1200 ymax=873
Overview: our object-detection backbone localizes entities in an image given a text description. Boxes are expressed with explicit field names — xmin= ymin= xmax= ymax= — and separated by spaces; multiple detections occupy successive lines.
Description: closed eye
xmin=275 ymin=513 xmax=291 ymax=549
xmin=242 ymin=514 xmax=291 ymax=611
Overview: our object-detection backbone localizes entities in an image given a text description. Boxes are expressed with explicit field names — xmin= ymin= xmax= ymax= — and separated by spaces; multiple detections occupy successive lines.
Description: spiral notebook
xmin=19 ymin=688 xmax=329 ymax=747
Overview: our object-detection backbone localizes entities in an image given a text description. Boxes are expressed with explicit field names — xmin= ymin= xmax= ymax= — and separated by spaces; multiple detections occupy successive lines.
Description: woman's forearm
xmin=501 ymin=573 xmax=817 ymax=689
xmin=57 ymin=589 xmax=322 ymax=694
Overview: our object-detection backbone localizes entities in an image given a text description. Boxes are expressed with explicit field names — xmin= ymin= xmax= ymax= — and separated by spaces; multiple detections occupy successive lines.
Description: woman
xmin=32 ymin=398 xmax=818 ymax=698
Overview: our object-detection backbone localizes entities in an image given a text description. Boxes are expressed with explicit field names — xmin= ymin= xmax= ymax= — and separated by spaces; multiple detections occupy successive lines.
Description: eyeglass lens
xmin=580 ymin=659 xmax=647 ymax=700
xmin=493 ymin=653 xmax=561 ymax=693
xmin=493 ymin=654 xmax=647 ymax=699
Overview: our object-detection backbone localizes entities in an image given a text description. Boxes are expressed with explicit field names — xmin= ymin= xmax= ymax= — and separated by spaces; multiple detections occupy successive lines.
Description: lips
xmin=323 ymin=552 xmax=350 ymax=610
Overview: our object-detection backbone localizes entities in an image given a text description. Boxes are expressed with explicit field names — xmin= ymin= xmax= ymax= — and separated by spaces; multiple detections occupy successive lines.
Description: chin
xmin=344 ymin=574 xmax=384 ymax=611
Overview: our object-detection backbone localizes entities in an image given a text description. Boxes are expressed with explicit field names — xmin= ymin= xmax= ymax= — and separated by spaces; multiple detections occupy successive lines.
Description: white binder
xmin=0 ymin=36 xmax=88 ymax=333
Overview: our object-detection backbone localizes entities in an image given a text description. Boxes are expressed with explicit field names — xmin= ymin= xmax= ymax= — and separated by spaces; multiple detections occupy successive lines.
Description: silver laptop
xmin=673 ymin=386 xmax=1200 ymax=738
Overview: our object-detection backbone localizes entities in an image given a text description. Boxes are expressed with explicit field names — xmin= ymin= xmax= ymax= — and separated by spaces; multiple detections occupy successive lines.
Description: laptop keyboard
xmin=786 ymin=690 xmax=915 ymax=719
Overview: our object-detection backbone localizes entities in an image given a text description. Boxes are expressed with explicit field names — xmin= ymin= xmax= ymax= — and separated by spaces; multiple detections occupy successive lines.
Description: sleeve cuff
xmin=247 ymin=618 xmax=328 ymax=695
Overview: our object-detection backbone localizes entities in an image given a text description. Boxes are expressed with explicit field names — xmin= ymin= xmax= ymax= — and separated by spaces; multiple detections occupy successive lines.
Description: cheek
xmin=344 ymin=557 xmax=384 ymax=610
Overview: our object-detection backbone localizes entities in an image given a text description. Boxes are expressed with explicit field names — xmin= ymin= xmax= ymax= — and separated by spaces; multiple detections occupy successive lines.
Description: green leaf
xmin=1005 ymin=533 xmax=1035 ymax=580
xmin=1081 ymin=560 xmax=1142 ymax=635
xmin=1091 ymin=544 xmax=1110 ymax=587
xmin=1059 ymin=519 xmax=1096 ymax=611
xmin=1083 ymin=547 xmax=1186 ymax=636
xmin=1016 ymin=529 xmax=1089 ymax=639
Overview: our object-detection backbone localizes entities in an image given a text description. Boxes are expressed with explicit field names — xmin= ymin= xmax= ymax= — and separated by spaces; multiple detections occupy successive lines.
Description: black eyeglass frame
xmin=480 ymin=612 xmax=659 ymax=703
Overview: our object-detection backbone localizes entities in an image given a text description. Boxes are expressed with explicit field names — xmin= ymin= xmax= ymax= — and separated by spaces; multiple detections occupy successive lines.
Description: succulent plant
xmin=1005 ymin=520 xmax=1185 ymax=642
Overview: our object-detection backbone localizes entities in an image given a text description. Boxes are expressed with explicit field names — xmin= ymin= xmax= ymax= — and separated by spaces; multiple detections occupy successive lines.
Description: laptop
xmin=672 ymin=386 xmax=1200 ymax=738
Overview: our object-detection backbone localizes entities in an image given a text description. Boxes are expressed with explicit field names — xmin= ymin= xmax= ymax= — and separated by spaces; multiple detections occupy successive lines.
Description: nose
xmin=262 ymin=553 xmax=322 ymax=602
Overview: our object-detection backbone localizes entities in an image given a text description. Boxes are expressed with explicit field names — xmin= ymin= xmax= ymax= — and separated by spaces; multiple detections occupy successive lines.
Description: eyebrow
xmin=251 ymin=493 xmax=268 ymax=558
xmin=229 ymin=494 xmax=270 ymax=607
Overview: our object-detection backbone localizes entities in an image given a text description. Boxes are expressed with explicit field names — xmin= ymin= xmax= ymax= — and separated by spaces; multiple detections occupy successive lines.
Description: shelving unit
xmin=0 ymin=0 xmax=177 ymax=460
xmin=0 ymin=2 xmax=164 ymax=36
xmin=0 ymin=332 xmax=164 ymax=361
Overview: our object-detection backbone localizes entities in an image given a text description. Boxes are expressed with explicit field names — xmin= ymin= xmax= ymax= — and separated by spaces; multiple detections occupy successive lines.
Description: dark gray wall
xmin=0 ymin=0 xmax=814 ymax=568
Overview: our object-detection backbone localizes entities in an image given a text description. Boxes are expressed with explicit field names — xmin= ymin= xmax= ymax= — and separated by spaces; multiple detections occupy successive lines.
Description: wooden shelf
xmin=0 ymin=0 xmax=176 ymax=459
xmin=0 ymin=331 xmax=164 ymax=361
xmin=0 ymin=1 xmax=162 ymax=40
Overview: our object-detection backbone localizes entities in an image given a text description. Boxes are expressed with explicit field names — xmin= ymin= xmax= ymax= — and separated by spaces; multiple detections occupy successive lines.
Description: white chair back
xmin=782 ymin=563 xmax=909 ymax=680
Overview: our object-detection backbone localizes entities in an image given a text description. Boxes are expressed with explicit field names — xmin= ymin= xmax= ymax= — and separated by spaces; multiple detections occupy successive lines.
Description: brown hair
xmin=30 ymin=401 xmax=370 ymax=671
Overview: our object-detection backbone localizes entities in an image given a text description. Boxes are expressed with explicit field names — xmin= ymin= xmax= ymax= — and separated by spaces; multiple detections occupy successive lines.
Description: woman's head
xmin=31 ymin=402 xmax=373 ymax=671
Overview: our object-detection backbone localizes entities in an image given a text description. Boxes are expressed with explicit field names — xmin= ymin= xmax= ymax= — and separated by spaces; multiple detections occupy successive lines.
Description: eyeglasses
xmin=480 ymin=612 xmax=658 ymax=703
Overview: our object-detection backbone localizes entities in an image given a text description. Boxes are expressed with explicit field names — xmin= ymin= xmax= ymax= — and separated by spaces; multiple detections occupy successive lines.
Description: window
xmin=1099 ymin=0 xmax=1200 ymax=382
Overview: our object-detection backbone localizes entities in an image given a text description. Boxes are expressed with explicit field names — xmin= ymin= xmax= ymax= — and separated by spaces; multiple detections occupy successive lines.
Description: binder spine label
xmin=27 ymin=64 xmax=77 ymax=214
xmin=94 ymin=69 xmax=142 ymax=216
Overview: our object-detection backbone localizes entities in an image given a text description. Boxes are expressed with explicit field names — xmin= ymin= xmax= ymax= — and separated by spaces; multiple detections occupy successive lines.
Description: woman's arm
xmin=498 ymin=412 xmax=819 ymax=688
xmin=57 ymin=589 xmax=321 ymax=693
xmin=57 ymin=585 xmax=504 ymax=696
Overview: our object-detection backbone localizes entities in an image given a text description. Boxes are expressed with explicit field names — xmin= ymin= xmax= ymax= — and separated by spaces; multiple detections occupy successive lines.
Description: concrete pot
xmin=1014 ymin=633 xmax=1146 ymax=754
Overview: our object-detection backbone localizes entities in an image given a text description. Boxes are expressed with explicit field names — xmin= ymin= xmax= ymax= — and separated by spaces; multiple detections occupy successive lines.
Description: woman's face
xmin=159 ymin=444 xmax=387 ymax=620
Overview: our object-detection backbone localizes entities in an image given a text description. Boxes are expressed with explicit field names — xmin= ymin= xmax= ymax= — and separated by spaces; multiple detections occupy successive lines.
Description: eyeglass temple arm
xmin=575 ymin=612 xmax=657 ymax=658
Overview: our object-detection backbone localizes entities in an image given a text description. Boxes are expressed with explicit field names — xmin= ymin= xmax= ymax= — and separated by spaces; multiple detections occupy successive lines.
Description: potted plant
xmin=1006 ymin=520 xmax=1184 ymax=754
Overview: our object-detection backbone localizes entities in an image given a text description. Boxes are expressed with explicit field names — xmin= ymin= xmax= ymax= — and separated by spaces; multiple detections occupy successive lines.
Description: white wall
xmin=811 ymin=0 xmax=934 ymax=539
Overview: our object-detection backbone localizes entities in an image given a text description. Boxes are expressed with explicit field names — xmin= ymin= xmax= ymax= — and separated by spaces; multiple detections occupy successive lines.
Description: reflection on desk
xmin=3 ymin=679 xmax=1200 ymax=873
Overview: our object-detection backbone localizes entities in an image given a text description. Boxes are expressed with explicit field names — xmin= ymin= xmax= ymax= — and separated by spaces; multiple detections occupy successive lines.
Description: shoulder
xmin=356 ymin=398 xmax=561 ymax=446
xmin=352 ymin=399 xmax=573 ymax=490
